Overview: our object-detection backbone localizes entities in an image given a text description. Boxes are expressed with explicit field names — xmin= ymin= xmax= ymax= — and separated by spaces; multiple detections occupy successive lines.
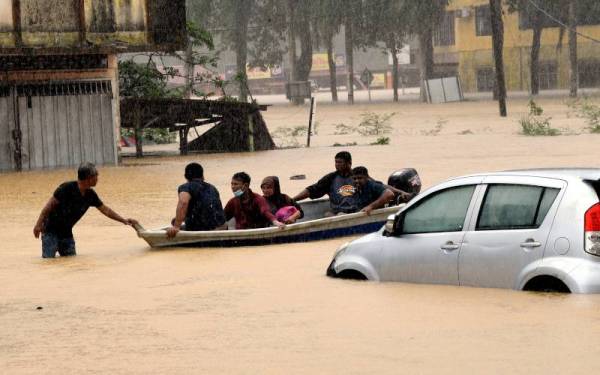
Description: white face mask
xmin=233 ymin=189 xmax=244 ymax=198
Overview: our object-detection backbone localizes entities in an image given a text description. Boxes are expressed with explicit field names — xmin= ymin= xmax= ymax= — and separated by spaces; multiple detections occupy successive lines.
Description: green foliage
xmin=370 ymin=137 xmax=390 ymax=145
xmin=520 ymin=100 xmax=560 ymax=136
xmin=567 ymin=97 xmax=600 ymax=133
xmin=118 ymin=60 xmax=176 ymax=99
xmin=356 ymin=112 xmax=394 ymax=136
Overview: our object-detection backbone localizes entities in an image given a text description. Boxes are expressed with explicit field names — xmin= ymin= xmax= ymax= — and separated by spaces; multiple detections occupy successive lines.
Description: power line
xmin=527 ymin=0 xmax=600 ymax=44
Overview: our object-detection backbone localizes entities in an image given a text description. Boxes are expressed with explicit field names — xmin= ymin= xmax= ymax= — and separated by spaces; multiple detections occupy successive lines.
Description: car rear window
xmin=476 ymin=184 xmax=559 ymax=231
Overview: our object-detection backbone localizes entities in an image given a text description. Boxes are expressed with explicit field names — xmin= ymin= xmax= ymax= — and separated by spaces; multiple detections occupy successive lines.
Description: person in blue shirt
xmin=351 ymin=166 xmax=395 ymax=215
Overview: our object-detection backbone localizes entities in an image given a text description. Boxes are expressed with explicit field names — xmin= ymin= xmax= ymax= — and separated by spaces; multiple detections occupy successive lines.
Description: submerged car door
xmin=378 ymin=178 xmax=482 ymax=285
xmin=458 ymin=176 xmax=565 ymax=289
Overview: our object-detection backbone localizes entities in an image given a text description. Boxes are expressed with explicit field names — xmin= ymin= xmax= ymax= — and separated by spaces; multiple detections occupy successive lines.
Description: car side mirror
xmin=384 ymin=212 xmax=404 ymax=236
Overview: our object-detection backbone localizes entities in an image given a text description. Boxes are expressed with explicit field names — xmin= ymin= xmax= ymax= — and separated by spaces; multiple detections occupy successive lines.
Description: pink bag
xmin=275 ymin=206 xmax=299 ymax=222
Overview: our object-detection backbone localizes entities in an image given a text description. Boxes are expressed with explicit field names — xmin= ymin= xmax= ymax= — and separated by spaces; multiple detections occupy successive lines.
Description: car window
xmin=402 ymin=185 xmax=475 ymax=234
xmin=476 ymin=184 xmax=559 ymax=231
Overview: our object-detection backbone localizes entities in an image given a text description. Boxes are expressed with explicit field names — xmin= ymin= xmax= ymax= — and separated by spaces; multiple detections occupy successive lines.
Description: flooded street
xmin=3 ymin=99 xmax=600 ymax=374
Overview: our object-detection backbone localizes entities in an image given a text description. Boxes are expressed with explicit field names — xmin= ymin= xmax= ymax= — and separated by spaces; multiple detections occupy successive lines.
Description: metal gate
xmin=0 ymin=80 xmax=116 ymax=172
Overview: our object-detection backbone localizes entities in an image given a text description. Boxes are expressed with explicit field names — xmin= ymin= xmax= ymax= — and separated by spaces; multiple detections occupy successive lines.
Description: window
xmin=476 ymin=185 xmax=559 ymax=231
xmin=476 ymin=5 xmax=492 ymax=36
xmin=402 ymin=185 xmax=475 ymax=234
xmin=476 ymin=67 xmax=495 ymax=92
xmin=434 ymin=12 xmax=456 ymax=47
xmin=539 ymin=62 xmax=558 ymax=90
xmin=579 ymin=60 xmax=600 ymax=88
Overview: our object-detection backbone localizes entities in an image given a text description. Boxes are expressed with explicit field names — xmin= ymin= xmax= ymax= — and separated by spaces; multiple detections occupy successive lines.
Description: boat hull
xmin=135 ymin=204 xmax=401 ymax=248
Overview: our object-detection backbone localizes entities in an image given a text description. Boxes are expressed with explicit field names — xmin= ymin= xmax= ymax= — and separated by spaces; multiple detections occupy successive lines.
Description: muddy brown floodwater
xmin=2 ymin=99 xmax=600 ymax=374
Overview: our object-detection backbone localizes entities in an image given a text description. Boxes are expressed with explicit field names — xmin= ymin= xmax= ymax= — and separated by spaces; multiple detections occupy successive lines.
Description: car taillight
xmin=585 ymin=203 xmax=600 ymax=256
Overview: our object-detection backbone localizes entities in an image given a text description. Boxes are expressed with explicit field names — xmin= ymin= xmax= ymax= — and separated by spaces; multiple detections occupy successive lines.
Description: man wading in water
xmin=33 ymin=162 xmax=138 ymax=258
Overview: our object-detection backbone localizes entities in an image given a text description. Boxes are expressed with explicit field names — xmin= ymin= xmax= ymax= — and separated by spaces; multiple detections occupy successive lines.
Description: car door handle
xmin=440 ymin=241 xmax=460 ymax=251
xmin=520 ymin=240 xmax=542 ymax=248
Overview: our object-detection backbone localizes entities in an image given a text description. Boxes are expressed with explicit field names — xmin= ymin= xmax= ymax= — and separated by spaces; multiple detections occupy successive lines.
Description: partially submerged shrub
xmin=332 ymin=142 xmax=357 ymax=147
xmin=272 ymin=126 xmax=308 ymax=148
xmin=567 ymin=96 xmax=600 ymax=133
xmin=333 ymin=123 xmax=355 ymax=135
xmin=357 ymin=112 xmax=394 ymax=136
xmin=370 ymin=136 xmax=390 ymax=145
xmin=520 ymin=100 xmax=560 ymax=136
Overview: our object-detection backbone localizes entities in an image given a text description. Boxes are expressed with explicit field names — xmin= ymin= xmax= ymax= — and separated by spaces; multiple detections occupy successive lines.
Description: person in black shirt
xmin=351 ymin=166 xmax=395 ymax=215
xmin=166 ymin=163 xmax=227 ymax=238
xmin=33 ymin=162 xmax=138 ymax=258
xmin=292 ymin=151 xmax=358 ymax=215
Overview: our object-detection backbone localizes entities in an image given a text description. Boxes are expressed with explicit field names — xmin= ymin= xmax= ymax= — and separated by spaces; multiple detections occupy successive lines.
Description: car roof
xmin=457 ymin=168 xmax=600 ymax=182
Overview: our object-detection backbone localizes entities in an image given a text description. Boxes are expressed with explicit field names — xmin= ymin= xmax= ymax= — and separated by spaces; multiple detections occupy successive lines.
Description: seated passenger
xmin=225 ymin=172 xmax=285 ymax=229
xmin=351 ymin=166 xmax=395 ymax=215
xmin=261 ymin=176 xmax=303 ymax=224
xmin=166 ymin=163 xmax=226 ymax=238
xmin=292 ymin=151 xmax=358 ymax=215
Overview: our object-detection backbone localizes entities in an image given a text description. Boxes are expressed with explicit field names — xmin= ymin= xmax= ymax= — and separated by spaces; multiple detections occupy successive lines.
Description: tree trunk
xmin=569 ymin=0 xmax=578 ymax=98
xmin=295 ymin=15 xmax=313 ymax=81
xmin=184 ymin=39 xmax=194 ymax=99
xmin=234 ymin=2 xmax=250 ymax=102
xmin=530 ymin=16 xmax=543 ymax=96
xmin=390 ymin=41 xmax=399 ymax=102
xmin=490 ymin=0 xmax=507 ymax=116
xmin=345 ymin=22 xmax=354 ymax=105
xmin=418 ymin=27 xmax=434 ymax=103
xmin=286 ymin=0 xmax=298 ymax=104
xmin=326 ymin=34 xmax=338 ymax=102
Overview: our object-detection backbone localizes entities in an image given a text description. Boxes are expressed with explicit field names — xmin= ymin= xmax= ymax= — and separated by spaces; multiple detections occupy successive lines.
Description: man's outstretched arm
xmin=33 ymin=197 xmax=59 ymax=238
xmin=97 ymin=205 xmax=138 ymax=226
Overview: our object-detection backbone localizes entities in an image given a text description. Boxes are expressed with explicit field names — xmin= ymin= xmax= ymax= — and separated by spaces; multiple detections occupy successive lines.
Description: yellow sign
xmin=312 ymin=53 xmax=329 ymax=72
xmin=371 ymin=73 xmax=385 ymax=88
xmin=246 ymin=66 xmax=271 ymax=80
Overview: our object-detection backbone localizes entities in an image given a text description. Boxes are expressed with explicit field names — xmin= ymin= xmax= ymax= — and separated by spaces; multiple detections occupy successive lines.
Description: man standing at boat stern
xmin=166 ymin=162 xmax=226 ymax=238
xmin=33 ymin=162 xmax=138 ymax=258
xmin=293 ymin=151 xmax=358 ymax=215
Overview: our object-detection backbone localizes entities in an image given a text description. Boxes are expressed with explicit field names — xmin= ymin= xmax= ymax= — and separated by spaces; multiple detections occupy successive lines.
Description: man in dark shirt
xmin=224 ymin=172 xmax=285 ymax=229
xmin=33 ymin=162 xmax=138 ymax=258
xmin=166 ymin=163 xmax=226 ymax=238
xmin=293 ymin=151 xmax=358 ymax=215
xmin=351 ymin=166 xmax=395 ymax=215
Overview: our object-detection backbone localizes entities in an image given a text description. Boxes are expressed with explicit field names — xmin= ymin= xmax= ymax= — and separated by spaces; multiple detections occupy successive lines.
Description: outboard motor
xmin=387 ymin=168 xmax=421 ymax=204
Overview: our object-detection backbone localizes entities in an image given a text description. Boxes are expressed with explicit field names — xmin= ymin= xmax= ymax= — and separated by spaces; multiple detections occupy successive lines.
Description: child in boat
xmin=261 ymin=176 xmax=304 ymax=224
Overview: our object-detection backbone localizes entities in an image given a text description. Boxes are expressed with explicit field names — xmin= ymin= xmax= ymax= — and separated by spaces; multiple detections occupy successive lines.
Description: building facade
xmin=0 ymin=0 xmax=185 ymax=172
xmin=434 ymin=0 xmax=600 ymax=93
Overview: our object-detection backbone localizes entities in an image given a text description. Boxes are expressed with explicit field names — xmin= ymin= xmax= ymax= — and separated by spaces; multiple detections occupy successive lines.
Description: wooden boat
xmin=135 ymin=199 xmax=403 ymax=248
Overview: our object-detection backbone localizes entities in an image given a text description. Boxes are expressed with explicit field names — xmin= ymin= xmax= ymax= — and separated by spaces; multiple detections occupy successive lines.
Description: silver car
xmin=326 ymin=169 xmax=600 ymax=293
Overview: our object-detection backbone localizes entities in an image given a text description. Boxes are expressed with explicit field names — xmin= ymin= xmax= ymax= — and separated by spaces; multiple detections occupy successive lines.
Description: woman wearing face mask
xmin=260 ymin=176 xmax=303 ymax=224
xmin=224 ymin=172 xmax=285 ymax=230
